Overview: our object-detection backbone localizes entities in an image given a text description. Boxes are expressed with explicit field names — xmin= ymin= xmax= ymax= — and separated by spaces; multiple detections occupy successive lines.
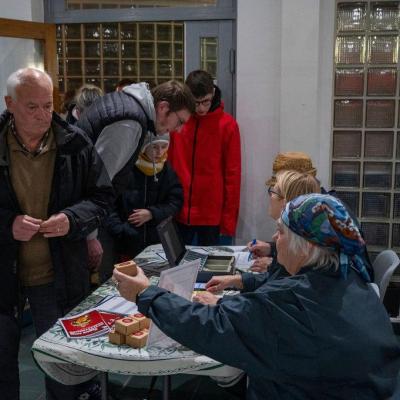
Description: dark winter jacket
xmin=138 ymin=265 xmax=400 ymax=400
xmin=105 ymin=163 xmax=183 ymax=258
xmin=0 ymin=111 xmax=114 ymax=315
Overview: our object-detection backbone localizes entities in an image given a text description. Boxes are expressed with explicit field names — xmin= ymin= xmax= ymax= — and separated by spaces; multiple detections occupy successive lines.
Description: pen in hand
xmin=248 ymin=238 xmax=257 ymax=261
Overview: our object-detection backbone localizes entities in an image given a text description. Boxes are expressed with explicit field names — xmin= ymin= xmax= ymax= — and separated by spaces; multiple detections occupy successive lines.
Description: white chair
xmin=372 ymin=250 xmax=400 ymax=300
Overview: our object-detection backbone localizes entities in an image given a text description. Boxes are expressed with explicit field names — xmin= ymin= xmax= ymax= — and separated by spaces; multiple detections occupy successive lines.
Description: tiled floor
xmin=19 ymin=323 xmax=242 ymax=400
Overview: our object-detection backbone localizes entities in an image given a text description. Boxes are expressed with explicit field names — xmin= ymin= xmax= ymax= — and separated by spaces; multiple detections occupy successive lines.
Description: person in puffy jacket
xmin=169 ymin=70 xmax=241 ymax=246
xmin=105 ymin=133 xmax=183 ymax=272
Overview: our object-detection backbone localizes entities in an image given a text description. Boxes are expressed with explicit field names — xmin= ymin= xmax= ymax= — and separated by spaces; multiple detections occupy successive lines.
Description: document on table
xmin=95 ymin=295 xmax=138 ymax=315
xmin=147 ymin=259 xmax=200 ymax=348
xmin=234 ymin=251 xmax=254 ymax=272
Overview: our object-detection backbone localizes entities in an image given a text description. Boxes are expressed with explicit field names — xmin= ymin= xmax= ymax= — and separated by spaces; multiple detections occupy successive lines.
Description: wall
xmin=1 ymin=0 xmax=43 ymax=22
xmin=235 ymin=0 xmax=335 ymax=243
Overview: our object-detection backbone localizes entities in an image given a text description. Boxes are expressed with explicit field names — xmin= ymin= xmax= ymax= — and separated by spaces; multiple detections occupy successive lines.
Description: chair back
xmin=372 ymin=250 xmax=400 ymax=299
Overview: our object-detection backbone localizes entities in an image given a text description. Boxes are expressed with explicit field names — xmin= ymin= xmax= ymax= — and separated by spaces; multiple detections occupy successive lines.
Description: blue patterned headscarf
xmin=281 ymin=193 xmax=371 ymax=282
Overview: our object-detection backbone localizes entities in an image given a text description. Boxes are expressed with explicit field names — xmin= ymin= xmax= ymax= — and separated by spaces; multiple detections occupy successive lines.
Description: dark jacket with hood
xmin=105 ymin=163 xmax=183 ymax=258
xmin=0 ymin=111 xmax=114 ymax=315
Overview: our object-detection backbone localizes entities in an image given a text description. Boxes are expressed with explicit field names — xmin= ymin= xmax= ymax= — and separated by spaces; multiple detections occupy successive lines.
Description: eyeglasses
xmin=174 ymin=112 xmax=185 ymax=129
xmin=268 ymin=186 xmax=283 ymax=198
xmin=195 ymin=97 xmax=213 ymax=107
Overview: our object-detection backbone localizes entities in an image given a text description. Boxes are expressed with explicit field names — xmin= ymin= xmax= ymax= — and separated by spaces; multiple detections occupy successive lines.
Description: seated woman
xmin=105 ymin=133 xmax=183 ymax=260
xmin=113 ymin=193 xmax=400 ymax=400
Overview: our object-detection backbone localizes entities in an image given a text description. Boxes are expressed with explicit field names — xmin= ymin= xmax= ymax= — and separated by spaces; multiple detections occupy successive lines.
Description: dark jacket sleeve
xmin=138 ymin=285 xmax=277 ymax=375
xmin=0 ymin=208 xmax=18 ymax=244
xmin=104 ymin=210 xmax=140 ymax=240
xmin=62 ymin=146 xmax=115 ymax=240
xmin=147 ymin=164 xmax=183 ymax=223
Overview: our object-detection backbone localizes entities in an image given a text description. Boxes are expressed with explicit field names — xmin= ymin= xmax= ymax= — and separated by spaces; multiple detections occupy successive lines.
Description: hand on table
xmin=113 ymin=266 xmax=150 ymax=303
xmin=12 ymin=215 xmax=42 ymax=241
xmin=128 ymin=209 xmax=152 ymax=227
xmin=250 ymin=256 xmax=273 ymax=273
xmin=247 ymin=239 xmax=271 ymax=258
xmin=39 ymin=213 xmax=70 ymax=238
xmin=192 ymin=291 xmax=219 ymax=305
xmin=206 ymin=274 xmax=243 ymax=294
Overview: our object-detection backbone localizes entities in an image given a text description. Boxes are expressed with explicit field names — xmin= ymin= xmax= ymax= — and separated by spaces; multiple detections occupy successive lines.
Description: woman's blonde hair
xmin=274 ymin=170 xmax=320 ymax=202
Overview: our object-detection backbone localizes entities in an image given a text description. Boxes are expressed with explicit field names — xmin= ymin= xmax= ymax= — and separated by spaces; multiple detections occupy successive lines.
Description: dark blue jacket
xmin=105 ymin=163 xmax=183 ymax=258
xmin=0 ymin=111 xmax=114 ymax=314
xmin=138 ymin=266 xmax=400 ymax=400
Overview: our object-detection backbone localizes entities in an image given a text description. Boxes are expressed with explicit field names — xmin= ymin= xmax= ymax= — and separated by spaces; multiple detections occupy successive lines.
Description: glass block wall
xmin=56 ymin=22 xmax=184 ymax=97
xmin=333 ymin=1 xmax=400 ymax=260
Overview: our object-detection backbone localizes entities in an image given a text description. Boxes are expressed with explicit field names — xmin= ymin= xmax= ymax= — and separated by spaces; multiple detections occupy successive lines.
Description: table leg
xmin=162 ymin=375 xmax=171 ymax=400
xmin=99 ymin=371 xmax=108 ymax=400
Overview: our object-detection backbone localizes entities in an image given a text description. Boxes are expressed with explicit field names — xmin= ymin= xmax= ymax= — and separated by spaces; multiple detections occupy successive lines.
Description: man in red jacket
xmin=169 ymin=70 xmax=241 ymax=245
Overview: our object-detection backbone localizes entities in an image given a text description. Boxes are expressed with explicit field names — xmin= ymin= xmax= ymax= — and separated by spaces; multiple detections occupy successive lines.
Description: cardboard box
xmin=126 ymin=330 xmax=148 ymax=349
xmin=115 ymin=317 xmax=140 ymax=336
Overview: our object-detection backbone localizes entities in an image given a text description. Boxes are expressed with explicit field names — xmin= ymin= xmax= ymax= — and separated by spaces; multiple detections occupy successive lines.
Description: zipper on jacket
xmin=187 ymin=119 xmax=199 ymax=225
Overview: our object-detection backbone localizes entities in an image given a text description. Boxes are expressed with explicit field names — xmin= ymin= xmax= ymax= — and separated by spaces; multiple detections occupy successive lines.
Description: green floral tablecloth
xmin=31 ymin=245 xmax=243 ymax=385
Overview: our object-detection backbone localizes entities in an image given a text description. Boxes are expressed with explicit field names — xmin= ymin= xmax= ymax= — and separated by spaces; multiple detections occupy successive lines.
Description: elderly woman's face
xmin=268 ymin=184 xmax=285 ymax=220
xmin=273 ymin=222 xmax=307 ymax=275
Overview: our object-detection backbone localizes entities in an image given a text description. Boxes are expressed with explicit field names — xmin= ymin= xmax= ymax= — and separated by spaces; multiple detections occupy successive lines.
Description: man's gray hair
xmin=281 ymin=222 xmax=339 ymax=271
xmin=6 ymin=68 xmax=53 ymax=99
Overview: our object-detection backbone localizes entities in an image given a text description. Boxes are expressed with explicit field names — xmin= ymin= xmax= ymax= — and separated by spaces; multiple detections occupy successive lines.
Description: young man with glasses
xmin=169 ymin=70 xmax=241 ymax=246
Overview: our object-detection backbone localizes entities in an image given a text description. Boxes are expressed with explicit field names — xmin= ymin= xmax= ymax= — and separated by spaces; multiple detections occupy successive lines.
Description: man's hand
xmin=113 ymin=266 xmax=150 ymax=303
xmin=193 ymin=291 xmax=219 ymax=305
xmin=39 ymin=213 xmax=70 ymax=238
xmin=247 ymin=240 xmax=271 ymax=258
xmin=87 ymin=238 xmax=103 ymax=270
xmin=12 ymin=215 xmax=42 ymax=241
xmin=250 ymin=256 xmax=273 ymax=273
xmin=128 ymin=209 xmax=152 ymax=227
xmin=206 ymin=274 xmax=243 ymax=294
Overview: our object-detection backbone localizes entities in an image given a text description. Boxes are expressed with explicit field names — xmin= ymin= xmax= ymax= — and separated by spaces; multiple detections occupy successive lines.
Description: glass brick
xmin=84 ymin=42 xmax=100 ymax=58
xmin=362 ymin=192 xmax=391 ymax=218
xmin=84 ymin=24 xmax=100 ymax=39
xmin=102 ymin=23 xmax=119 ymax=40
xmin=393 ymin=193 xmax=400 ymax=217
xmin=335 ymin=191 xmax=359 ymax=216
xmin=174 ymin=43 xmax=183 ymax=59
xmin=157 ymin=61 xmax=172 ymax=77
xmin=85 ymin=78 xmax=101 ymax=88
xmin=367 ymin=68 xmax=397 ymax=95
xmin=174 ymin=25 xmax=184 ymax=42
xmin=204 ymin=62 xmax=217 ymax=78
xmin=140 ymin=60 xmax=155 ymax=76
xmin=66 ymin=78 xmax=83 ymax=91
xmin=368 ymin=35 xmax=398 ymax=64
xmin=361 ymin=222 xmax=389 ymax=246
xmin=103 ymin=42 xmax=119 ymax=58
xmin=335 ymin=68 xmax=364 ymax=96
xmin=121 ymin=42 xmax=136 ymax=58
xmin=157 ymin=24 xmax=172 ymax=41
xmin=337 ymin=3 xmax=366 ymax=32
xmin=334 ymin=100 xmax=363 ymax=127
xmin=58 ymin=60 xmax=64 ymax=75
xmin=122 ymin=60 xmax=137 ymax=76
xmin=333 ymin=131 xmax=362 ymax=158
xmin=120 ymin=23 xmax=137 ymax=40
xmin=58 ymin=77 xmax=64 ymax=93
xmin=65 ymin=24 xmax=80 ymax=39
xmin=392 ymin=224 xmax=400 ymax=247
xmin=66 ymin=59 xmax=82 ymax=75
xmin=103 ymin=60 xmax=119 ymax=76
xmin=371 ymin=2 xmax=400 ymax=31
xmin=397 ymin=132 xmax=400 ymax=158
xmin=395 ymin=163 xmax=400 ymax=188
xmin=139 ymin=24 xmax=155 ymax=41
xmin=66 ymin=41 xmax=81 ymax=57
xmin=365 ymin=131 xmax=394 ymax=158
xmin=174 ymin=61 xmax=183 ymax=77
xmin=139 ymin=42 xmax=154 ymax=58
xmin=85 ymin=60 xmax=100 ymax=75
xmin=363 ymin=162 xmax=392 ymax=188
xmin=56 ymin=25 xmax=62 ymax=39
xmin=157 ymin=43 xmax=172 ymax=59
xmin=103 ymin=78 xmax=119 ymax=93
xmin=332 ymin=162 xmax=360 ymax=187
xmin=366 ymin=100 xmax=395 ymax=128
xmin=335 ymin=35 xmax=365 ymax=64
xmin=57 ymin=41 xmax=63 ymax=57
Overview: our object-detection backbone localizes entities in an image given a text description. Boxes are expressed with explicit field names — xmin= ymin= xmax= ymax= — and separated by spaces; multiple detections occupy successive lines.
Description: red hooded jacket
xmin=169 ymin=101 xmax=241 ymax=236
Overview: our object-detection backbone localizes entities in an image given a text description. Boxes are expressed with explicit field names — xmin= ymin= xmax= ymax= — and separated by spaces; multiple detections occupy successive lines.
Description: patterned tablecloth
xmin=31 ymin=245 xmax=244 ymax=385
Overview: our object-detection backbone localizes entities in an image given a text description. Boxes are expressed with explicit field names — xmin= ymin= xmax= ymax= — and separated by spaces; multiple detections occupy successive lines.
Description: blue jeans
xmin=23 ymin=283 xmax=94 ymax=400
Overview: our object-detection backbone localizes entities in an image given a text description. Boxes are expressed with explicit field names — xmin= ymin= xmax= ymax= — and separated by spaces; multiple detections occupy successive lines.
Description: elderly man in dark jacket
xmin=0 ymin=68 xmax=114 ymax=400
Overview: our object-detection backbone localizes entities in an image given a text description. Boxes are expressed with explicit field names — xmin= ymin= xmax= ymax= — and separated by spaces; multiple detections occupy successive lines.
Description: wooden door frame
xmin=0 ymin=18 xmax=58 ymax=109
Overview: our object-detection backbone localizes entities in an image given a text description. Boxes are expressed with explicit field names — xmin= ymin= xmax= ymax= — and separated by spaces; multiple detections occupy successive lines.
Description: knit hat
xmin=266 ymin=152 xmax=317 ymax=186
xmin=281 ymin=193 xmax=371 ymax=282
xmin=141 ymin=132 xmax=170 ymax=152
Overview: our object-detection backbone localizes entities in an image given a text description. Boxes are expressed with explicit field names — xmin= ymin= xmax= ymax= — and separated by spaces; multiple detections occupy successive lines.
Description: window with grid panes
xmin=65 ymin=0 xmax=216 ymax=9
xmin=57 ymin=21 xmax=184 ymax=100
xmin=333 ymin=1 xmax=400 ymax=262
